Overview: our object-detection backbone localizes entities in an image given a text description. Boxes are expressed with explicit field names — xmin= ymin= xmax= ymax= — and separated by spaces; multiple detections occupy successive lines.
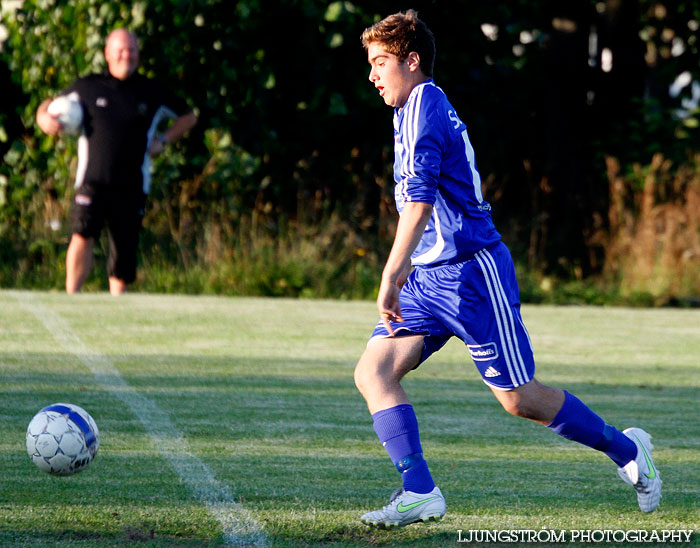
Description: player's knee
xmin=353 ymin=354 xmax=397 ymax=397
xmin=499 ymin=397 xmax=538 ymax=420
xmin=353 ymin=359 xmax=367 ymax=391
xmin=353 ymin=363 xmax=365 ymax=392
xmin=353 ymin=359 xmax=376 ymax=395
xmin=500 ymin=399 xmax=523 ymax=417
xmin=502 ymin=396 xmax=557 ymax=422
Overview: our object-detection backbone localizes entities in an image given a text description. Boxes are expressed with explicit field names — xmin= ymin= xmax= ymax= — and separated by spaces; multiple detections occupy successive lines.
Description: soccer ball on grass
xmin=26 ymin=403 xmax=100 ymax=476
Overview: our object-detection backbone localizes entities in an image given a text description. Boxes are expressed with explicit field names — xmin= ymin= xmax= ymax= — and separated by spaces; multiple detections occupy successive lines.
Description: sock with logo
xmin=372 ymin=404 xmax=435 ymax=494
xmin=547 ymin=391 xmax=637 ymax=466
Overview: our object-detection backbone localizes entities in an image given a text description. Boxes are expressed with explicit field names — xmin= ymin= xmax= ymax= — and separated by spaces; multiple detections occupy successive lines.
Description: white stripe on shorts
xmin=475 ymin=248 xmax=529 ymax=387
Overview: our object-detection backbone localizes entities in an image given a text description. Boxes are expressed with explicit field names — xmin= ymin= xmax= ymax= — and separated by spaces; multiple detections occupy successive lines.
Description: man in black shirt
xmin=36 ymin=29 xmax=197 ymax=295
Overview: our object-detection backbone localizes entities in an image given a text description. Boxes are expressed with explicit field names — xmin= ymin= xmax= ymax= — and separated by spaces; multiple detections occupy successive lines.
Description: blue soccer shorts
xmin=369 ymin=241 xmax=535 ymax=390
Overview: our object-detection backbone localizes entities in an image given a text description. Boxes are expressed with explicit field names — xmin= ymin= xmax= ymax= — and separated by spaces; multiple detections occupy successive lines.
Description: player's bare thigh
xmin=354 ymin=334 xmax=424 ymax=411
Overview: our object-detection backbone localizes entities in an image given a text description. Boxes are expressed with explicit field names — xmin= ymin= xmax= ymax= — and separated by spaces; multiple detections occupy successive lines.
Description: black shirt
xmin=65 ymin=72 xmax=190 ymax=191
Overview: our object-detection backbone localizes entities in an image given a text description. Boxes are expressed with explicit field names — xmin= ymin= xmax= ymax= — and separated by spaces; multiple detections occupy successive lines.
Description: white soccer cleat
xmin=360 ymin=486 xmax=446 ymax=529
xmin=617 ymin=427 xmax=662 ymax=513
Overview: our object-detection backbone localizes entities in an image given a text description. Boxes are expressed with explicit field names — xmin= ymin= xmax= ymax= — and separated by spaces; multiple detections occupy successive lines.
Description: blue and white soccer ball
xmin=47 ymin=92 xmax=83 ymax=135
xmin=26 ymin=403 xmax=100 ymax=476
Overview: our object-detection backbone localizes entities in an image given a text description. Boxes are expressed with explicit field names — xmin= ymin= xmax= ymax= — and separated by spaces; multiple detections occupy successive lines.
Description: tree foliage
xmin=1 ymin=0 xmax=698 ymax=295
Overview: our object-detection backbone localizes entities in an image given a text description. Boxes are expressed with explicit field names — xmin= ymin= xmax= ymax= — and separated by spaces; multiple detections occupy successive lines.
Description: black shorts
xmin=71 ymin=183 xmax=146 ymax=284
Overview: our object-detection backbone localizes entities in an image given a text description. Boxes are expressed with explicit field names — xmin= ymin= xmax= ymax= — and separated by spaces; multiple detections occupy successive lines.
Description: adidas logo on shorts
xmin=484 ymin=366 xmax=500 ymax=378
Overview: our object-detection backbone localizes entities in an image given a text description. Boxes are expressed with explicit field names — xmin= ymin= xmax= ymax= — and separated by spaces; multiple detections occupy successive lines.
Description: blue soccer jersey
xmin=393 ymin=79 xmax=501 ymax=266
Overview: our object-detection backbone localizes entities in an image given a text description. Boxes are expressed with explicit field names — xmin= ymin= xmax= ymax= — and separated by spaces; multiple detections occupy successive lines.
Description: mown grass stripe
xmin=12 ymin=290 xmax=268 ymax=547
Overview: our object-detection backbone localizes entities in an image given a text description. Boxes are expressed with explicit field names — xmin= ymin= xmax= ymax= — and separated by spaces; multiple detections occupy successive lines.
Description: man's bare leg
xmin=65 ymin=234 xmax=94 ymax=293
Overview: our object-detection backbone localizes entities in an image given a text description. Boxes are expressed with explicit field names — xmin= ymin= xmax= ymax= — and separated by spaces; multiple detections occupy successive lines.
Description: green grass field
xmin=1 ymin=290 xmax=698 ymax=547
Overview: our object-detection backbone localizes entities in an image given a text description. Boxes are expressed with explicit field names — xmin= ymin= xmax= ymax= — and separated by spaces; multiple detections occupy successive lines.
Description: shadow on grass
xmin=2 ymin=352 xmax=699 ymax=547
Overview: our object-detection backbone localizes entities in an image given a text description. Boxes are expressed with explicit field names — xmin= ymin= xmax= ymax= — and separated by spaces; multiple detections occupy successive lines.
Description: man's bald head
xmin=105 ymin=29 xmax=139 ymax=80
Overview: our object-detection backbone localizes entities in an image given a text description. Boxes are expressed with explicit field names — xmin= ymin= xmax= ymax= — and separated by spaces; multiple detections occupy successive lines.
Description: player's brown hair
xmin=361 ymin=9 xmax=435 ymax=77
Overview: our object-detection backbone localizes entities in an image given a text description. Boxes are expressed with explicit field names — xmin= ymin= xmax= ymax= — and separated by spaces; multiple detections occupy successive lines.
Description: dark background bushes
xmin=1 ymin=0 xmax=698 ymax=303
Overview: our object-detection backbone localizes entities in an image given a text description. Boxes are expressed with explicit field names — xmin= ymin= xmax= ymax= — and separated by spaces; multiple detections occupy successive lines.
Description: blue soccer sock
xmin=547 ymin=391 xmax=637 ymax=467
xmin=372 ymin=404 xmax=436 ymax=494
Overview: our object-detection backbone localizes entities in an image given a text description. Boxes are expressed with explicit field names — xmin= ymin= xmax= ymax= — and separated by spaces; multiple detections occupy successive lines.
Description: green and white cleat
xmin=360 ymin=486 xmax=446 ymax=529
xmin=617 ymin=427 xmax=662 ymax=513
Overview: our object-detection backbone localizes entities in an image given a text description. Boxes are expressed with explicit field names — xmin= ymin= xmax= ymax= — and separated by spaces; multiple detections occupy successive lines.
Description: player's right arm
xmin=36 ymin=98 xmax=62 ymax=135
xmin=378 ymin=201 xmax=433 ymax=334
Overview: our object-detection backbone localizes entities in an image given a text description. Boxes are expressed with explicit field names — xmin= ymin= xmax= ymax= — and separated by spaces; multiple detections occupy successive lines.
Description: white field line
xmin=13 ymin=292 xmax=268 ymax=548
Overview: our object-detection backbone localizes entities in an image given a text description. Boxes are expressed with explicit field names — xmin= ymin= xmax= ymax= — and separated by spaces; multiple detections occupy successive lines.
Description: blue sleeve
xmin=401 ymin=93 xmax=444 ymax=204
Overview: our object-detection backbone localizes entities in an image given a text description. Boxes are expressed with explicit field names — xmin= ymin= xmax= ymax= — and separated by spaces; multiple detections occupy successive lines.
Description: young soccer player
xmin=354 ymin=9 xmax=661 ymax=528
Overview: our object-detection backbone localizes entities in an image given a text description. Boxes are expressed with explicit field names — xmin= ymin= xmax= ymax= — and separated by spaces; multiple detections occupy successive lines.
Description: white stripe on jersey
xmin=409 ymin=84 xmax=424 ymax=178
xmin=400 ymin=82 xmax=428 ymax=182
xmin=399 ymin=91 xmax=411 ymax=180
xmin=475 ymin=248 xmax=529 ymax=387
xmin=74 ymin=134 xmax=89 ymax=188
xmin=397 ymin=93 xmax=414 ymax=203
xmin=461 ymin=128 xmax=484 ymax=203
xmin=394 ymin=106 xmax=409 ymax=204
xmin=411 ymin=206 xmax=445 ymax=265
